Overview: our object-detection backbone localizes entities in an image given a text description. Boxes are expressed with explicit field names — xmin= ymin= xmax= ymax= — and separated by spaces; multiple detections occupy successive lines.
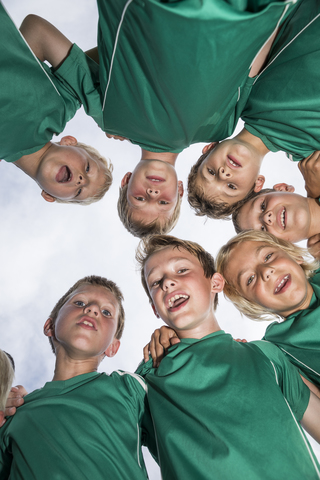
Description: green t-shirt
xmin=137 ymin=331 xmax=318 ymax=480
xmin=97 ymin=0 xmax=298 ymax=153
xmin=264 ymin=269 xmax=320 ymax=388
xmin=0 ymin=371 xmax=156 ymax=480
xmin=0 ymin=4 xmax=100 ymax=163
xmin=242 ymin=0 xmax=320 ymax=161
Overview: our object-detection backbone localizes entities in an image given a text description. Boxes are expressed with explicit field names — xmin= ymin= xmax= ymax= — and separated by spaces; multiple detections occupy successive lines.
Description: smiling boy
xmin=0 ymin=276 xmax=155 ymax=479
xmin=135 ymin=235 xmax=320 ymax=479
xmin=1 ymin=6 xmax=112 ymax=204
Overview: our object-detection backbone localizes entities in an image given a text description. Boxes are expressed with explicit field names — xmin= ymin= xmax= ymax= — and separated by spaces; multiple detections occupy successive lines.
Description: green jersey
xmin=97 ymin=0 xmax=299 ymax=153
xmin=264 ymin=269 xmax=320 ymax=388
xmin=242 ymin=0 xmax=320 ymax=161
xmin=0 ymin=371 xmax=156 ymax=480
xmin=137 ymin=331 xmax=319 ymax=480
xmin=0 ymin=3 xmax=101 ymax=163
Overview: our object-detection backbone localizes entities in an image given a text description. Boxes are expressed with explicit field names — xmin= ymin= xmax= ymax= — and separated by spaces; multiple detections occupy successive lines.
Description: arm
xmin=85 ymin=47 xmax=99 ymax=65
xmin=298 ymin=151 xmax=320 ymax=198
xmin=143 ymin=326 xmax=180 ymax=368
xmin=301 ymin=391 xmax=320 ymax=443
xmin=307 ymin=234 xmax=320 ymax=261
xmin=20 ymin=15 xmax=72 ymax=69
xmin=0 ymin=386 xmax=27 ymax=428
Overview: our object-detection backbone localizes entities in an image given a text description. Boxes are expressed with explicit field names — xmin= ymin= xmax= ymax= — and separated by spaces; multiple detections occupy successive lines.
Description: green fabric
xmin=97 ymin=0 xmax=298 ymax=153
xmin=242 ymin=0 xmax=320 ymax=161
xmin=137 ymin=331 xmax=317 ymax=480
xmin=0 ymin=371 xmax=155 ymax=480
xmin=264 ymin=268 xmax=320 ymax=388
xmin=0 ymin=4 xmax=96 ymax=163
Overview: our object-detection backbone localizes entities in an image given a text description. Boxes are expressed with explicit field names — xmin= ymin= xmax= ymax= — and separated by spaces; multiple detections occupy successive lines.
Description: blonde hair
xmin=56 ymin=142 xmax=113 ymax=205
xmin=117 ymin=184 xmax=182 ymax=238
xmin=216 ymin=230 xmax=319 ymax=321
xmin=136 ymin=234 xmax=218 ymax=309
xmin=187 ymin=150 xmax=256 ymax=219
xmin=48 ymin=276 xmax=125 ymax=354
xmin=0 ymin=350 xmax=15 ymax=412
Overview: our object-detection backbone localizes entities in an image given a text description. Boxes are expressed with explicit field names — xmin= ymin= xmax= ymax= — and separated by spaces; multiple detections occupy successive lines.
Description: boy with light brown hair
xmin=0 ymin=275 xmax=156 ymax=479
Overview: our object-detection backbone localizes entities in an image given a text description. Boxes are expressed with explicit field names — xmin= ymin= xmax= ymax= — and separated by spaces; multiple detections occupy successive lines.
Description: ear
xmin=202 ymin=142 xmax=218 ymax=154
xmin=59 ymin=135 xmax=78 ymax=146
xmin=253 ymin=175 xmax=265 ymax=193
xmin=178 ymin=181 xmax=184 ymax=198
xmin=273 ymin=183 xmax=295 ymax=193
xmin=41 ymin=190 xmax=56 ymax=203
xmin=211 ymin=273 xmax=225 ymax=293
xmin=151 ymin=303 xmax=160 ymax=319
xmin=104 ymin=338 xmax=120 ymax=358
xmin=121 ymin=172 xmax=132 ymax=188
xmin=43 ymin=318 xmax=55 ymax=338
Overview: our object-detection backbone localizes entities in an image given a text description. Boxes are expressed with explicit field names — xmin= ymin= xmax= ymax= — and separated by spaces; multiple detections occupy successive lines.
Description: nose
xmin=84 ymin=303 xmax=99 ymax=316
xmin=147 ymin=188 xmax=160 ymax=197
xmin=218 ymin=166 xmax=231 ymax=179
xmin=261 ymin=266 xmax=274 ymax=282
xmin=77 ymin=174 xmax=84 ymax=186
xmin=262 ymin=210 xmax=273 ymax=225
xmin=161 ymin=276 xmax=176 ymax=292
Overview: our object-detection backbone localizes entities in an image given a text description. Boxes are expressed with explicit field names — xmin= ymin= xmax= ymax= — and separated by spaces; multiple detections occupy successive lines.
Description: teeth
xmin=281 ymin=208 xmax=286 ymax=228
xmin=275 ymin=275 xmax=289 ymax=293
xmin=229 ymin=159 xmax=237 ymax=167
xmin=168 ymin=294 xmax=189 ymax=308
xmin=82 ymin=320 xmax=94 ymax=327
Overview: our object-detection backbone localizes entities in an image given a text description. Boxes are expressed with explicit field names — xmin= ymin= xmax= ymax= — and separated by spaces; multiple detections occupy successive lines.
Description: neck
xmin=238 ymin=128 xmax=270 ymax=158
xmin=14 ymin=142 xmax=52 ymax=181
xmin=141 ymin=148 xmax=179 ymax=166
xmin=52 ymin=348 xmax=102 ymax=381
xmin=283 ymin=282 xmax=314 ymax=318
xmin=307 ymin=197 xmax=320 ymax=239
xmin=177 ymin=315 xmax=222 ymax=340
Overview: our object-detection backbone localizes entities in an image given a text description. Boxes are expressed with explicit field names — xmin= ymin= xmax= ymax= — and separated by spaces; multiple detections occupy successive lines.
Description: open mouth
xmin=274 ymin=274 xmax=290 ymax=294
xmin=167 ymin=294 xmax=189 ymax=311
xmin=227 ymin=155 xmax=242 ymax=169
xmin=56 ymin=166 xmax=72 ymax=183
xmin=278 ymin=207 xmax=286 ymax=230
xmin=146 ymin=176 xmax=165 ymax=182
xmin=77 ymin=318 xmax=97 ymax=330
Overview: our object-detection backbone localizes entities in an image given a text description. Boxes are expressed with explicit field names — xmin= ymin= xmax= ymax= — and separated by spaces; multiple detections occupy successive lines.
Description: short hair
xmin=216 ymin=230 xmax=319 ymax=321
xmin=136 ymin=234 xmax=218 ymax=310
xmin=187 ymin=149 xmax=256 ymax=219
xmin=56 ymin=142 xmax=113 ymax=205
xmin=232 ymin=188 xmax=275 ymax=234
xmin=117 ymin=184 xmax=182 ymax=238
xmin=0 ymin=350 xmax=15 ymax=412
xmin=48 ymin=276 xmax=125 ymax=353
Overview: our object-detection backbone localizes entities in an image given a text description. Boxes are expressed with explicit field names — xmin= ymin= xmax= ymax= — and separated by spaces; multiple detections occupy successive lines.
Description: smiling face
xmin=195 ymin=140 xmax=264 ymax=206
xmin=48 ymin=285 xmax=120 ymax=360
xmin=236 ymin=192 xmax=311 ymax=243
xmin=223 ymin=241 xmax=313 ymax=317
xmin=122 ymin=159 xmax=183 ymax=225
xmin=144 ymin=246 xmax=222 ymax=338
xmin=37 ymin=140 xmax=106 ymax=203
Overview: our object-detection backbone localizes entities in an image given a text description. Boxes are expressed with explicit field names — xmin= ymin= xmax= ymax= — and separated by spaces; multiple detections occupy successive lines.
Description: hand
xmin=0 ymin=385 xmax=28 ymax=427
xmin=307 ymin=233 xmax=320 ymax=260
xmin=234 ymin=338 xmax=248 ymax=343
xmin=273 ymin=183 xmax=295 ymax=193
xmin=105 ymin=133 xmax=127 ymax=142
xmin=298 ymin=151 xmax=320 ymax=198
xmin=143 ymin=326 xmax=180 ymax=368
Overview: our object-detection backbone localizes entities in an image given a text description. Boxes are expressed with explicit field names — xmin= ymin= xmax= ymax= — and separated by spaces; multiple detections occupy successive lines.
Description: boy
xmin=0 ymin=351 xmax=14 ymax=426
xmin=1 ymin=5 xmax=112 ymax=204
xmin=136 ymin=234 xmax=320 ymax=479
xmin=188 ymin=0 xmax=320 ymax=219
xmin=0 ymin=276 xmax=155 ymax=479
xmin=232 ymin=187 xmax=320 ymax=257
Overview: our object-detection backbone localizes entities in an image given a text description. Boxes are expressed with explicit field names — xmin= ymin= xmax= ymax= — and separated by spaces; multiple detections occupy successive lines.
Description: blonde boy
xmin=0 ymin=276 xmax=155 ymax=479
xmin=0 ymin=351 xmax=14 ymax=426
xmin=136 ymin=235 xmax=320 ymax=479
xmin=1 ymin=7 xmax=112 ymax=204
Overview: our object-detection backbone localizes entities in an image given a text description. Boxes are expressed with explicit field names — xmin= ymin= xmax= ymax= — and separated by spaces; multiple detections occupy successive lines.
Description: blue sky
xmin=1 ymin=0 xmax=318 ymax=476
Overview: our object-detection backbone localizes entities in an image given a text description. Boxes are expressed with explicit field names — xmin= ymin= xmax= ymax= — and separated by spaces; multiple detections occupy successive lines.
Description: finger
xmin=143 ymin=343 xmax=150 ymax=363
xmin=170 ymin=337 xmax=181 ymax=346
xmin=307 ymin=234 xmax=320 ymax=248
xmin=11 ymin=385 xmax=28 ymax=397
xmin=4 ymin=406 xmax=16 ymax=418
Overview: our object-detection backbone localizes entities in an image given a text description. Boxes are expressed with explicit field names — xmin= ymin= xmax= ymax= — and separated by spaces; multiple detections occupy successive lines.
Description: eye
xmin=86 ymin=163 xmax=90 ymax=173
xmin=76 ymin=188 xmax=82 ymax=197
xmin=159 ymin=200 xmax=169 ymax=205
xmin=207 ymin=168 xmax=215 ymax=176
xmin=177 ymin=268 xmax=188 ymax=274
xmin=247 ymin=274 xmax=255 ymax=286
xmin=227 ymin=183 xmax=236 ymax=190
xmin=260 ymin=200 xmax=266 ymax=212
xmin=74 ymin=300 xmax=85 ymax=307
xmin=261 ymin=225 xmax=267 ymax=232
xmin=264 ymin=253 xmax=273 ymax=262
xmin=135 ymin=197 xmax=145 ymax=202
xmin=102 ymin=309 xmax=111 ymax=317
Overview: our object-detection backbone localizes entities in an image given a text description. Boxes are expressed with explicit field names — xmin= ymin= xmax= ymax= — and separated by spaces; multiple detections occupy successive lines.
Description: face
xmin=37 ymin=139 xmax=105 ymax=202
xmin=195 ymin=140 xmax=264 ymax=205
xmin=122 ymin=160 xmax=183 ymax=225
xmin=49 ymin=285 xmax=120 ymax=359
xmin=224 ymin=241 xmax=313 ymax=317
xmin=144 ymin=246 xmax=222 ymax=338
xmin=237 ymin=192 xmax=311 ymax=243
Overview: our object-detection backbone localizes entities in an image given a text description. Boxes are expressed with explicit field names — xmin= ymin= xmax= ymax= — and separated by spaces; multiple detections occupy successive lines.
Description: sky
xmin=1 ymin=0 xmax=319 ymax=477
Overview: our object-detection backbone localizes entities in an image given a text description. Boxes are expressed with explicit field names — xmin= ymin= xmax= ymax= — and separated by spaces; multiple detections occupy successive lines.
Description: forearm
xmin=301 ymin=391 xmax=320 ymax=443
xmin=20 ymin=15 xmax=72 ymax=69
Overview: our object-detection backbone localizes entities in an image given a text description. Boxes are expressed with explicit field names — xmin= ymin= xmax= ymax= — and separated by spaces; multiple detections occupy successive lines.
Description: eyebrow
xmin=236 ymin=244 xmax=269 ymax=285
